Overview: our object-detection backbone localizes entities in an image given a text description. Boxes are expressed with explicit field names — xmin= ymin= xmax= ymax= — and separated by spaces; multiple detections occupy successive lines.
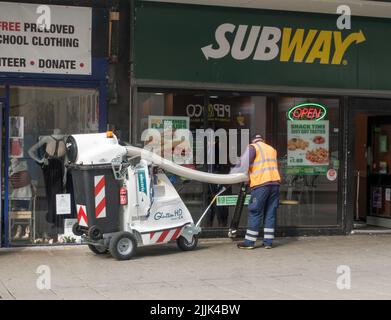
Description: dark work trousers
xmin=244 ymin=184 xmax=280 ymax=246
xmin=42 ymin=158 xmax=64 ymax=235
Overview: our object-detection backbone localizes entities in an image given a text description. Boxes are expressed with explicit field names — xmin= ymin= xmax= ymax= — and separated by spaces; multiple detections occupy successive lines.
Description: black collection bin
xmin=68 ymin=164 xmax=121 ymax=234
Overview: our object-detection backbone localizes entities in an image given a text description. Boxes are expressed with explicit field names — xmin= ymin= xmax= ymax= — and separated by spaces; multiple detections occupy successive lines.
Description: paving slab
xmin=1 ymin=235 xmax=391 ymax=299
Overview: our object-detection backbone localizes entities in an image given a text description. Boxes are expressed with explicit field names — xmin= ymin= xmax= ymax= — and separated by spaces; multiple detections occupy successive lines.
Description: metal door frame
xmin=0 ymin=86 xmax=9 ymax=247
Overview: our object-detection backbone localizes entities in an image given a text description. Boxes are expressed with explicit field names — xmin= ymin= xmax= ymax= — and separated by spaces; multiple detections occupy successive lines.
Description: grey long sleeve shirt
xmin=229 ymin=145 xmax=256 ymax=175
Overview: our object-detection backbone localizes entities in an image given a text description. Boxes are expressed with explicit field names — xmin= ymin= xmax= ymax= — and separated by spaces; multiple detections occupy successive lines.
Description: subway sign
xmin=135 ymin=2 xmax=391 ymax=91
xmin=201 ymin=24 xmax=366 ymax=65
xmin=288 ymin=103 xmax=327 ymax=121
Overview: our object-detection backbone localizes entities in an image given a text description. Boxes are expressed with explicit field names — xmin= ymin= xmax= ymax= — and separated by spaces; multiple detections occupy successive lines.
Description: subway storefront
xmin=131 ymin=0 xmax=391 ymax=236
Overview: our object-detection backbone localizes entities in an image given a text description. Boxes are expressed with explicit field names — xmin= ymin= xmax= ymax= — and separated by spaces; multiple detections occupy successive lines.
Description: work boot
xmin=263 ymin=243 xmax=272 ymax=249
xmin=237 ymin=241 xmax=255 ymax=250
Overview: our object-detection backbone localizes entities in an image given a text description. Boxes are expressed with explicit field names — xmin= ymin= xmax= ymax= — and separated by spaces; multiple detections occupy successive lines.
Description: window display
xmin=136 ymin=92 xmax=206 ymax=223
xmin=8 ymin=86 xmax=99 ymax=245
xmin=136 ymin=91 xmax=269 ymax=229
xmin=277 ymin=97 xmax=340 ymax=226
xmin=135 ymin=92 xmax=342 ymax=229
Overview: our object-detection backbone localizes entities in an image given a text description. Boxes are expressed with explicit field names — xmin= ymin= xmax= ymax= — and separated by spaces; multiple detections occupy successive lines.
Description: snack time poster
xmin=287 ymin=120 xmax=329 ymax=171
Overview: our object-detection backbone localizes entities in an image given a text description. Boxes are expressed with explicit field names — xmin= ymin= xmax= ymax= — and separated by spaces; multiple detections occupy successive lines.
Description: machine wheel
xmin=109 ymin=232 xmax=137 ymax=260
xmin=72 ymin=223 xmax=84 ymax=236
xmin=88 ymin=244 xmax=108 ymax=255
xmin=176 ymin=235 xmax=198 ymax=251
xmin=88 ymin=225 xmax=103 ymax=241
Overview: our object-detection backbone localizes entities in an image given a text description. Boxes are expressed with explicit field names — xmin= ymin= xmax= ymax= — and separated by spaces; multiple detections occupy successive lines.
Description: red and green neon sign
xmin=288 ymin=103 xmax=327 ymax=121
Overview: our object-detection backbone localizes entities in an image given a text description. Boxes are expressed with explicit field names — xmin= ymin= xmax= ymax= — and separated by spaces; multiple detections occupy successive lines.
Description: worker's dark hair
xmin=251 ymin=134 xmax=264 ymax=143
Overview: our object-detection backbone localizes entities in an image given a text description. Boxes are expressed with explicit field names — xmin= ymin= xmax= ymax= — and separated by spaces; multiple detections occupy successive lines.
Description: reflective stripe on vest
xmin=249 ymin=142 xmax=281 ymax=188
xmin=250 ymin=143 xmax=278 ymax=167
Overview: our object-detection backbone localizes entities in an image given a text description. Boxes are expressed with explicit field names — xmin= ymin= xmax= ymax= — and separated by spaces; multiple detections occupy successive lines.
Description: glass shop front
xmin=6 ymin=86 xmax=100 ymax=245
xmin=0 ymin=1 xmax=108 ymax=247
xmin=131 ymin=1 xmax=391 ymax=236
xmin=133 ymin=90 xmax=342 ymax=235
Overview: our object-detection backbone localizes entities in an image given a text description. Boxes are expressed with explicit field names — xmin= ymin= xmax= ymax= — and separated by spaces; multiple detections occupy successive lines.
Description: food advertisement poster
xmin=148 ymin=116 xmax=192 ymax=165
xmin=287 ymin=120 xmax=329 ymax=175
xmin=148 ymin=116 xmax=189 ymax=131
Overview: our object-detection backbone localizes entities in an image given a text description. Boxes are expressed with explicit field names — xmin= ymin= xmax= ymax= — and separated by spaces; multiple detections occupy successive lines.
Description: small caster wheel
xmin=88 ymin=244 xmax=108 ymax=255
xmin=72 ymin=223 xmax=84 ymax=236
xmin=88 ymin=225 xmax=103 ymax=241
xmin=109 ymin=232 xmax=137 ymax=260
xmin=176 ymin=235 xmax=198 ymax=251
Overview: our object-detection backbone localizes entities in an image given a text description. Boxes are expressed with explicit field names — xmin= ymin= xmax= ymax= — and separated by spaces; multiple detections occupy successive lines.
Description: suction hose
xmin=125 ymin=146 xmax=248 ymax=185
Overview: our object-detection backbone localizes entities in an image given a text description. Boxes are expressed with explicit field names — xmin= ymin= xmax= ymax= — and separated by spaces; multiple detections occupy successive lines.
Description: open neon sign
xmin=288 ymin=103 xmax=327 ymax=121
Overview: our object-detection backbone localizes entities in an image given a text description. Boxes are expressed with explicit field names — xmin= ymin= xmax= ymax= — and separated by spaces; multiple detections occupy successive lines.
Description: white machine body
xmin=68 ymin=132 xmax=248 ymax=254
xmin=122 ymin=161 xmax=195 ymax=246
xmin=69 ymin=133 xmax=127 ymax=165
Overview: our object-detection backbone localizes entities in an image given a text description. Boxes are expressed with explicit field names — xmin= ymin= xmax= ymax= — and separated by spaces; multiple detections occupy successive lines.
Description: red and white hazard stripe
xmin=94 ymin=175 xmax=106 ymax=219
xmin=149 ymin=227 xmax=183 ymax=244
xmin=77 ymin=205 xmax=88 ymax=227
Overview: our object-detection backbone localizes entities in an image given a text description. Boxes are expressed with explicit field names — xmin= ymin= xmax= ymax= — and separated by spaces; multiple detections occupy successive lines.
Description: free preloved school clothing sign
xmin=0 ymin=2 xmax=91 ymax=75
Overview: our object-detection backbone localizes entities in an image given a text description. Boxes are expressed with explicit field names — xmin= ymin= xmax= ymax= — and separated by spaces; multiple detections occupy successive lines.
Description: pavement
xmin=1 ymin=234 xmax=391 ymax=300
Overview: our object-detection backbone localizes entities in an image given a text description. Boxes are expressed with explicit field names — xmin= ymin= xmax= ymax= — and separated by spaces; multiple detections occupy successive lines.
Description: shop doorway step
xmin=352 ymin=224 xmax=391 ymax=234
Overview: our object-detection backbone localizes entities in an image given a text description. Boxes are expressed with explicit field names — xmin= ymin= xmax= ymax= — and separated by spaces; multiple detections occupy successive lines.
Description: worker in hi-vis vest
xmin=230 ymin=134 xmax=281 ymax=249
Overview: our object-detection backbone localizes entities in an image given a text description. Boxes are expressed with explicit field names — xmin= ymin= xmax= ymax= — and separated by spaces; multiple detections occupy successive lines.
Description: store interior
xmin=354 ymin=113 xmax=391 ymax=229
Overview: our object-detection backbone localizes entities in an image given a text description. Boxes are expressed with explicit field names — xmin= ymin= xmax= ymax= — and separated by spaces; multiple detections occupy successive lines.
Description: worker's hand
xmin=41 ymin=158 xmax=49 ymax=166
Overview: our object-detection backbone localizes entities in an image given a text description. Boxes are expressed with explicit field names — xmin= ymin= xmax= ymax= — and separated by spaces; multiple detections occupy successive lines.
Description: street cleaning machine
xmin=67 ymin=132 xmax=247 ymax=260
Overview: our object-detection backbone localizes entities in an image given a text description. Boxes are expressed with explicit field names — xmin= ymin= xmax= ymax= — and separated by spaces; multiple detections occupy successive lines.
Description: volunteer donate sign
xmin=0 ymin=2 xmax=91 ymax=75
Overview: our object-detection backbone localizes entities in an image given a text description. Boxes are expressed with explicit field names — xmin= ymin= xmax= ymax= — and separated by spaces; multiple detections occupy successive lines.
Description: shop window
xmin=204 ymin=94 xmax=271 ymax=228
xmin=136 ymin=92 xmax=206 ymax=223
xmin=277 ymin=97 xmax=340 ymax=226
xmin=136 ymin=91 xmax=270 ymax=228
xmin=8 ymin=86 xmax=99 ymax=245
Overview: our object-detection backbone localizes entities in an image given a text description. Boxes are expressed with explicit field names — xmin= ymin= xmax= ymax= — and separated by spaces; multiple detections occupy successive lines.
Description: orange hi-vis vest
xmin=249 ymin=141 xmax=281 ymax=188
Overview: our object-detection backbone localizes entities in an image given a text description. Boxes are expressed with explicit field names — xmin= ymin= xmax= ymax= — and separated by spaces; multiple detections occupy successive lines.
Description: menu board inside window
xmin=287 ymin=120 xmax=330 ymax=175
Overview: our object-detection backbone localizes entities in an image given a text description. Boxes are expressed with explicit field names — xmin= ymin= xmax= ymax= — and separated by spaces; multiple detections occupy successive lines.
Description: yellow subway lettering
xmin=280 ymin=28 xmax=318 ymax=63
xmin=305 ymin=30 xmax=332 ymax=64
xmin=332 ymin=30 xmax=365 ymax=64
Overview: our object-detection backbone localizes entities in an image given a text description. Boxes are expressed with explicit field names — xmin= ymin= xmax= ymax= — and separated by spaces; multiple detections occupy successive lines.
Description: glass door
xmin=276 ymin=97 xmax=341 ymax=227
xmin=349 ymin=98 xmax=391 ymax=232
xmin=366 ymin=116 xmax=391 ymax=227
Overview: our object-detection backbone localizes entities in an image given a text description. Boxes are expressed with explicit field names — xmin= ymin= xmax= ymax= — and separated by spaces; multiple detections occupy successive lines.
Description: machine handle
xmin=195 ymin=187 xmax=227 ymax=228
